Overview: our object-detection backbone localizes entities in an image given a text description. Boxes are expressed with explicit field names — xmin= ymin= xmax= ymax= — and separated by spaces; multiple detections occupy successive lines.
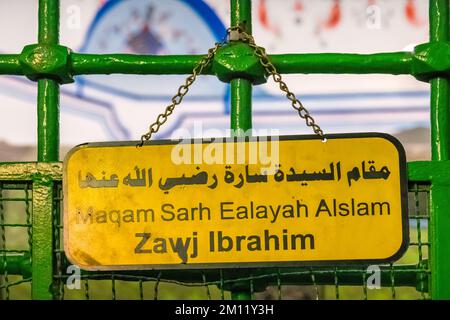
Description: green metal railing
xmin=0 ymin=0 xmax=448 ymax=300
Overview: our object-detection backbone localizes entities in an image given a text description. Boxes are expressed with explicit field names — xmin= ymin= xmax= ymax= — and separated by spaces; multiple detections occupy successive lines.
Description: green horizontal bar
xmin=71 ymin=53 xmax=207 ymax=75
xmin=0 ymin=54 xmax=22 ymax=75
xmin=0 ymin=162 xmax=62 ymax=180
xmin=271 ymin=52 xmax=414 ymax=75
xmin=37 ymin=79 xmax=60 ymax=162
xmin=408 ymin=161 xmax=450 ymax=184
xmin=0 ymin=252 xmax=31 ymax=278
xmin=71 ymin=52 xmax=414 ymax=76
xmin=0 ymin=51 xmax=435 ymax=78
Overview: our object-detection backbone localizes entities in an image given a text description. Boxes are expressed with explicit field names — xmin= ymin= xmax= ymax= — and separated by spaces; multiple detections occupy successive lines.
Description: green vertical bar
xmin=38 ymin=0 xmax=60 ymax=162
xmin=38 ymin=0 xmax=59 ymax=45
xmin=230 ymin=79 xmax=252 ymax=132
xmin=429 ymin=0 xmax=450 ymax=300
xmin=230 ymin=0 xmax=252 ymax=300
xmin=32 ymin=0 xmax=60 ymax=300
xmin=37 ymin=80 xmax=60 ymax=162
xmin=430 ymin=0 xmax=449 ymax=160
xmin=230 ymin=0 xmax=253 ymax=134
xmin=230 ymin=0 xmax=252 ymax=33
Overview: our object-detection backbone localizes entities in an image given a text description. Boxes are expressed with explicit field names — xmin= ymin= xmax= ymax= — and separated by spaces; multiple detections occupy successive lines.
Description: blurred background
xmin=0 ymin=0 xmax=430 ymax=162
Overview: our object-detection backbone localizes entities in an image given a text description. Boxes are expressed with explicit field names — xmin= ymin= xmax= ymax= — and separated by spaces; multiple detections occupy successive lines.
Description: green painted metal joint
xmin=412 ymin=42 xmax=450 ymax=82
xmin=213 ymin=42 xmax=267 ymax=84
xmin=19 ymin=44 xmax=73 ymax=84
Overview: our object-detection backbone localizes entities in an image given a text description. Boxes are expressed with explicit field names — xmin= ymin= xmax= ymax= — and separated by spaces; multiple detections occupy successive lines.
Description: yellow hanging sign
xmin=63 ymin=134 xmax=408 ymax=270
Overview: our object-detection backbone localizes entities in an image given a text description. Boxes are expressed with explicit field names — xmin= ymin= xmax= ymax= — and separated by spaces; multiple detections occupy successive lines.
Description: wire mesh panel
xmin=49 ymin=181 xmax=430 ymax=300
xmin=0 ymin=182 xmax=32 ymax=300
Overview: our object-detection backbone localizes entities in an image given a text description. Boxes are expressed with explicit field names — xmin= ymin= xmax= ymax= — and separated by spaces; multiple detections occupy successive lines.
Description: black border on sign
xmin=63 ymin=133 xmax=409 ymax=271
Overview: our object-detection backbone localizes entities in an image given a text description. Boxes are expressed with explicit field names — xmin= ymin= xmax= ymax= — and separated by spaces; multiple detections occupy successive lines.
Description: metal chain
xmin=139 ymin=27 xmax=324 ymax=146
xmin=138 ymin=42 xmax=224 ymax=146
xmin=230 ymin=26 xmax=324 ymax=138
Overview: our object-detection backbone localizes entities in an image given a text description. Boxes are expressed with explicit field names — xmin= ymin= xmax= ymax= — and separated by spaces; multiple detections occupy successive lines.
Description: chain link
xmin=138 ymin=42 xmax=223 ymax=146
xmin=229 ymin=26 xmax=324 ymax=138
xmin=139 ymin=27 xmax=324 ymax=146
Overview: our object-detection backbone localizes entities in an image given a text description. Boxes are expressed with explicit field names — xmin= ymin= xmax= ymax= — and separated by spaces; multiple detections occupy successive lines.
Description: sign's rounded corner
xmin=63 ymin=143 xmax=90 ymax=166
xmin=63 ymin=241 xmax=84 ymax=270
xmin=63 ymin=242 xmax=101 ymax=272
xmin=373 ymin=132 xmax=407 ymax=159
xmin=382 ymin=232 xmax=410 ymax=264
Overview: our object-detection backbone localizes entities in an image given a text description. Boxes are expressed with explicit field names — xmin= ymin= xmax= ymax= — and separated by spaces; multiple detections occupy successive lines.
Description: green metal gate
xmin=0 ymin=0 xmax=448 ymax=300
